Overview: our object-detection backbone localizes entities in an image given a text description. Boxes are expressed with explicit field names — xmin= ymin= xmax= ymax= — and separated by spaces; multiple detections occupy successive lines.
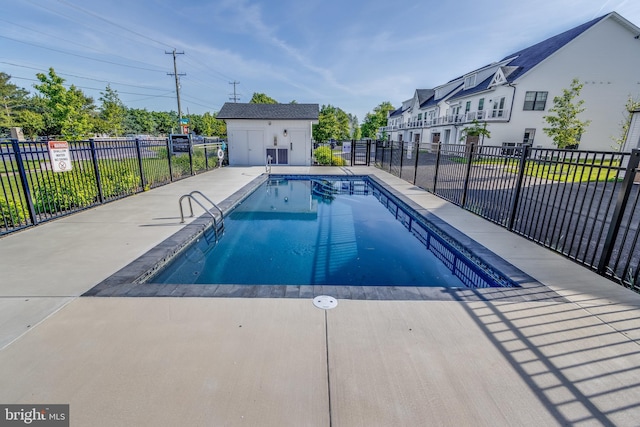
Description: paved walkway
xmin=1 ymin=166 xmax=640 ymax=426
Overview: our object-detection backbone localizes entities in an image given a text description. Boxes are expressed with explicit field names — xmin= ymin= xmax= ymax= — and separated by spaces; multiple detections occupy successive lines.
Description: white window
xmin=492 ymin=97 xmax=505 ymax=118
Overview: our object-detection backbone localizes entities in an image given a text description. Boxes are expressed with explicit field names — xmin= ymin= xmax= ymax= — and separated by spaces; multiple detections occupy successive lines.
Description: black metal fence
xmin=1 ymin=138 xmax=226 ymax=236
xmin=375 ymin=140 xmax=640 ymax=292
xmin=312 ymin=140 xmax=374 ymax=166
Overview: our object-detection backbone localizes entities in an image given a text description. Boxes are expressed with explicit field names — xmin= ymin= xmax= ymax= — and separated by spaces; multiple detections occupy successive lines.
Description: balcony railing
xmin=380 ymin=109 xmax=510 ymax=133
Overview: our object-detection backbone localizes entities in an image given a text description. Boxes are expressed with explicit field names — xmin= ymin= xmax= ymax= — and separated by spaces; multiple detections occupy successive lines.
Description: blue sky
xmin=3 ymin=0 xmax=640 ymax=122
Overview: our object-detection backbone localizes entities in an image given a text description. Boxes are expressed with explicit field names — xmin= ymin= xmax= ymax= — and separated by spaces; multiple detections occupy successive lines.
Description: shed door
xmin=248 ymin=130 xmax=264 ymax=165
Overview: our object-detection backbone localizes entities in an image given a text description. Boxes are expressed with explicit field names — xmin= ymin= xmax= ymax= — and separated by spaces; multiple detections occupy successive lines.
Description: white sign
xmin=342 ymin=141 xmax=351 ymax=153
xmin=407 ymin=142 xmax=414 ymax=159
xmin=47 ymin=141 xmax=73 ymax=172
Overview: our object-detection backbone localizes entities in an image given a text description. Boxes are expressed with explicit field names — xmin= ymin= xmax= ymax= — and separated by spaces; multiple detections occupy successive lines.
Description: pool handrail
xmin=179 ymin=191 xmax=225 ymax=240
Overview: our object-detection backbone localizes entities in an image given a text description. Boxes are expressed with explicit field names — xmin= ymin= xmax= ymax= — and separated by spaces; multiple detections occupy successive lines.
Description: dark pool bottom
xmin=84 ymin=174 xmax=566 ymax=302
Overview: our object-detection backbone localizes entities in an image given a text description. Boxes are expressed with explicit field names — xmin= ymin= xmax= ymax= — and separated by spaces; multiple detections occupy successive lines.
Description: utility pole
xmin=166 ymin=49 xmax=186 ymax=133
xmin=229 ymin=81 xmax=240 ymax=103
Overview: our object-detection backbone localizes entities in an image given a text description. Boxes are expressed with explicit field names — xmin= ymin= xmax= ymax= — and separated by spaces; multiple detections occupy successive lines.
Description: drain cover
xmin=313 ymin=295 xmax=338 ymax=310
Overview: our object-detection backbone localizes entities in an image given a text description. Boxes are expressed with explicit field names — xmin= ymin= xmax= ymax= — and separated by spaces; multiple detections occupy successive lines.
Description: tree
xmin=152 ymin=111 xmax=177 ymax=135
xmin=34 ymin=68 xmax=95 ymax=139
xmin=348 ymin=113 xmax=361 ymax=140
xmin=199 ymin=112 xmax=226 ymax=137
xmin=543 ymin=78 xmax=590 ymax=148
xmin=361 ymin=101 xmax=394 ymax=138
xmin=16 ymin=109 xmax=45 ymax=139
xmin=0 ymin=72 xmax=30 ymax=134
xmin=98 ymin=84 xmax=126 ymax=136
xmin=249 ymin=93 xmax=277 ymax=104
xmin=459 ymin=119 xmax=491 ymax=143
xmin=124 ymin=108 xmax=156 ymax=135
xmin=611 ymin=96 xmax=640 ymax=151
xmin=313 ymin=105 xmax=351 ymax=143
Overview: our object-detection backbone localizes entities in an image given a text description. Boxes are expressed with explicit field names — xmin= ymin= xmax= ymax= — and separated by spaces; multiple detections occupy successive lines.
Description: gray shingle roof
xmin=217 ymin=103 xmax=319 ymax=120
xmin=447 ymin=14 xmax=610 ymax=103
xmin=416 ymin=89 xmax=435 ymax=105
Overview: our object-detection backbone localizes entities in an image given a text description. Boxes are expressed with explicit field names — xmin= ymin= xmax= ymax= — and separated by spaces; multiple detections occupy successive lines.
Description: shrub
xmin=101 ymin=167 xmax=140 ymax=198
xmin=314 ymin=146 xmax=333 ymax=165
xmin=153 ymin=146 xmax=168 ymax=160
xmin=171 ymin=154 xmax=192 ymax=177
xmin=0 ymin=196 xmax=27 ymax=227
xmin=331 ymin=155 xmax=347 ymax=166
xmin=32 ymin=172 xmax=98 ymax=214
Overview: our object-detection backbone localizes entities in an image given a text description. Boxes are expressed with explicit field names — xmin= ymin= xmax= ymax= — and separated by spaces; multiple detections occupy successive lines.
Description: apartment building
xmin=381 ymin=12 xmax=640 ymax=151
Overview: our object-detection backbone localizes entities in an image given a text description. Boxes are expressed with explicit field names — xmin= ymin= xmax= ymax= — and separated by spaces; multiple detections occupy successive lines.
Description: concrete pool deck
xmin=1 ymin=166 xmax=640 ymax=426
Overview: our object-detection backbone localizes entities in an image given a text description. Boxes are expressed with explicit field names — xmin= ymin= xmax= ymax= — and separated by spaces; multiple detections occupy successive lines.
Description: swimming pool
xmin=86 ymin=174 xmax=558 ymax=300
xmin=148 ymin=175 xmax=514 ymax=289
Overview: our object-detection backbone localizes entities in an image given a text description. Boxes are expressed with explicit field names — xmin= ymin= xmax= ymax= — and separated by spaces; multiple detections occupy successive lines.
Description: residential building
xmin=381 ymin=12 xmax=640 ymax=151
xmin=217 ymin=103 xmax=319 ymax=166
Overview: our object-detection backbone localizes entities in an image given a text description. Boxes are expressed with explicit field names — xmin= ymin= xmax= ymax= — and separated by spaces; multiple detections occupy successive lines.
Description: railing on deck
xmin=375 ymin=140 xmax=640 ymax=293
xmin=0 ymin=137 xmax=226 ymax=236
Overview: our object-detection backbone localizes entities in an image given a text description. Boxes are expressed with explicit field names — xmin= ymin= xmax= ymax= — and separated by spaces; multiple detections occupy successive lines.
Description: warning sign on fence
xmin=47 ymin=140 xmax=73 ymax=172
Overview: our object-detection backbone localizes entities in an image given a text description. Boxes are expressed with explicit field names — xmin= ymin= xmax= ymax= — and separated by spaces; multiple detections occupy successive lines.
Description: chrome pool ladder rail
xmin=266 ymin=154 xmax=272 ymax=173
xmin=179 ymin=191 xmax=225 ymax=239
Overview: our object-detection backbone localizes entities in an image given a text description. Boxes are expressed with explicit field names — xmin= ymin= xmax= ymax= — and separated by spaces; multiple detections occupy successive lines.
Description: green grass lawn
xmin=510 ymin=159 xmax=621 ymax=182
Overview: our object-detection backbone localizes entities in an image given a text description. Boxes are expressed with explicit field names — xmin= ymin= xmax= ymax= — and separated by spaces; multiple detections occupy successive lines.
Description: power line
xmin=0 ymin=18 xmax=166 ymax=72
xmin=0 ymin=34 xmax=165 ymax=73
xmin=52 ymin=0 xmax=174 ymax=50
xmin=182 ymin=53 xmax=235 ymax=83
xmin=23 ymin=0 xmax=174 ymax=56
xmin=181 ymin=95 xmax=221 ymax=111
xmin=0 ymin=61 xmax=168 ymax=92
xmin=9 ymin=75 xmax=174 ymax=98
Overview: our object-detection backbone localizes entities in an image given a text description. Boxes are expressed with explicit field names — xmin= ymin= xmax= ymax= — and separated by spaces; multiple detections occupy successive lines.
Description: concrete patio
xmin=1 ymin=166 xmax=640 ymax=426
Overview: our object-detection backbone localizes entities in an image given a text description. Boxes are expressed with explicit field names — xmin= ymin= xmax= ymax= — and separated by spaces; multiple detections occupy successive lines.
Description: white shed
xmin=217 ymin=103 xmax=319 ymax=166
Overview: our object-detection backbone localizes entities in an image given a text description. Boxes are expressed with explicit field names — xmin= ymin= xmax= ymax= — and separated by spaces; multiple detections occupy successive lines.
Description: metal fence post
xmin=89 ymin=139 xmax=104 ymax=204
xmin=188 ymin=141 xmax=194 ymax=176
xmin=399 ymin=140 xmax=405 ymax=179
xmin=11 ymin=139 xmax=37 ymax=226
xmin=350 ymin=139 xmax=355 ymax=167
xmin=388 ymin=141 xmax=393 ymax=173
xmin=134 ymin=138 xmax=146 ymax=190
xmin=166 ymin=138 xmax=174 ymax=181
xmin=507 ymin=144 xmax=532 ymax=230
xmin=413 ymin=141 xmax=420 ymax=185
xmin=460 ymin=142 xmax=476 ymax=208
xmin=597 ymin=149 xmax=640 ymax=274
xmin=433 ymin=142 xmax=442 ymax=193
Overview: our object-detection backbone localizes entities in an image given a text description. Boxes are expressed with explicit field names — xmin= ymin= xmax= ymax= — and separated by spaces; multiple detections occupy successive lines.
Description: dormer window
xmin=464 ymin=74 xmax=477 ymax=89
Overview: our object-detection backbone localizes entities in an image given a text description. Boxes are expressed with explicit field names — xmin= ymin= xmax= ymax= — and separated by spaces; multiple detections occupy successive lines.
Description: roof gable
xmin=217 ymin=103 xmax=319 ymax=120
xmin=416 ymin=89 xmax=435 ymax=105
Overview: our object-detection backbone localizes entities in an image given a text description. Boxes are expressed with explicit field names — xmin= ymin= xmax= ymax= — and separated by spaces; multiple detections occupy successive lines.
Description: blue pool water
xmin=150 ymin=177 xmax=513 ymax=288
